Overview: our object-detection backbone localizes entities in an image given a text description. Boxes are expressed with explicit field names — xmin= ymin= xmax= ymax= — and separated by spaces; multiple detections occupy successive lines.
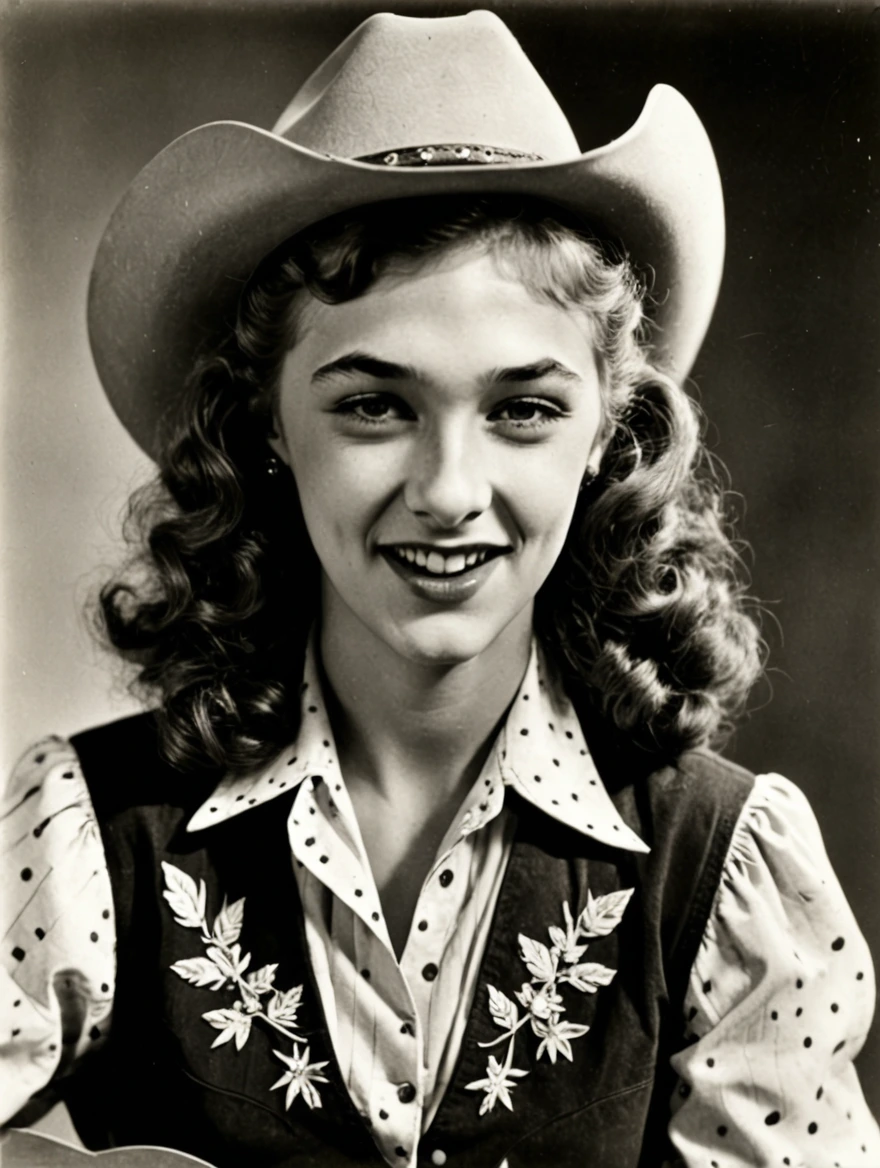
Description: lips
xmin=378 ymin=542 xmax=510 ymax=603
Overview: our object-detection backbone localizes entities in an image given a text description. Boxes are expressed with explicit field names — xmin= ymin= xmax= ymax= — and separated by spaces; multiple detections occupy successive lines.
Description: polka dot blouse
xmin=2 ymin=638 xmax=878 ymax=1167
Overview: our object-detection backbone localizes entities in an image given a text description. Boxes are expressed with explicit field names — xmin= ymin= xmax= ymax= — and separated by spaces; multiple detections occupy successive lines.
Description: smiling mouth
xmin=381 ymin=544 xmax=508 ymax=577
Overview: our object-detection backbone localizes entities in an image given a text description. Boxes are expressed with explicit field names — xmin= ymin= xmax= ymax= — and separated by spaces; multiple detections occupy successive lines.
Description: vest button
xmin=397 ymin=1081 xmax=416 ymax=1103
xmin=431 ymin=1151 xmax=447 ymax=1166
xmin=438 ymin=869 xmax=454 ymax=887
xmin=422 ymin=962 xmax=439 ymax=981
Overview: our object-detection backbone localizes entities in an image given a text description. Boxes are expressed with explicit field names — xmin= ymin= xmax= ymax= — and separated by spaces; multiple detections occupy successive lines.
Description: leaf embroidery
xmin=162 ymin=861 xmax=327 ymax=1111
xmin=465 ymin=889 xmax=633 ymax=1115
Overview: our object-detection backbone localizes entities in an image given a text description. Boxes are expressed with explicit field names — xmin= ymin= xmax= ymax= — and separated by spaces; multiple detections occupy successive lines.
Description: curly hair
xmin=99 ymin=195 xmax=764 ymax=773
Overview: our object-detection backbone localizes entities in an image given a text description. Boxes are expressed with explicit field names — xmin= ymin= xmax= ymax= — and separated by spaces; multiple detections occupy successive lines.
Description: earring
xmin=579 ymin=469 xmax=598 ymax=493
xmin=265 ymin=455 xmax=282 ymax=478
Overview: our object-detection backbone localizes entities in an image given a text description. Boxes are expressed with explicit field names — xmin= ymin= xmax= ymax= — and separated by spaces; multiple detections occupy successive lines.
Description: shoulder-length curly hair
xmin=99 ymin=194 xmax=764 ymax=774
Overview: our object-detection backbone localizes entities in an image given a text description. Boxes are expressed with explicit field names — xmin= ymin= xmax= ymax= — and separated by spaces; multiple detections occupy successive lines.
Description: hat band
xmin=356 ymin=143 xmax=544 ymax=168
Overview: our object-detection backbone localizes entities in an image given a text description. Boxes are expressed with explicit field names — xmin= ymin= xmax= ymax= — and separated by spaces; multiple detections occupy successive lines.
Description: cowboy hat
xmin=88 ymin=9 xmax=724 ymax=459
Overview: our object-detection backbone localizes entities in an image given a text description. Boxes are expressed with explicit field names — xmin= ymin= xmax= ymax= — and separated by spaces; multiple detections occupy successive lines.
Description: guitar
xmin=1 ymin=1129 xmax=216 ymax=1168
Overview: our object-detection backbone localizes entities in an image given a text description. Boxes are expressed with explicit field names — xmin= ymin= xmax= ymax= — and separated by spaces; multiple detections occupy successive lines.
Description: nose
xmin=404 ymin=424 xmax=492 ymax=528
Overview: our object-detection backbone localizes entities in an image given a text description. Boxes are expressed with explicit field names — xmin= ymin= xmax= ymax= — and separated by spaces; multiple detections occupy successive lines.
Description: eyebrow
xmin=310 ymin=351 xmax=582 ymax=386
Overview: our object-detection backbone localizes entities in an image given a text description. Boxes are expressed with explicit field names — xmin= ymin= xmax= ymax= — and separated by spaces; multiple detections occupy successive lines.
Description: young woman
xmin=2 ymin=11 xmax=877 ymax=1167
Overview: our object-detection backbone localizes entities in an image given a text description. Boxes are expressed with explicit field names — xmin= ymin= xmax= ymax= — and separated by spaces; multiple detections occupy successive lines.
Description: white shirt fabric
xmin=2 ymin=638 xmax=878 ymax=1168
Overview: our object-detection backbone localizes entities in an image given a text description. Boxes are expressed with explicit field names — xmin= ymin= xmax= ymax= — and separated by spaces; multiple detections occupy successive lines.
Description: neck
xmin=319 ymin=597 xmax=533 ymax=811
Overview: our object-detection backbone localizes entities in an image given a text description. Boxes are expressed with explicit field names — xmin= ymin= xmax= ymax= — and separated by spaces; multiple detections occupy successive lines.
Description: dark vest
xmin=63 ymin=711 xmax=753 ymax=1168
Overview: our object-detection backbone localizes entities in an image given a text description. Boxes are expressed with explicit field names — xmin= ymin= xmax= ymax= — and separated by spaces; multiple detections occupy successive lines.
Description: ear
xmin=267 ymin=426 xmax=291 ymax=467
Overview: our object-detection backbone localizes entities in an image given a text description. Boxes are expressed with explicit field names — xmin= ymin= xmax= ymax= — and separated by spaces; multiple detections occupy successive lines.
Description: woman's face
xmin=270 ymin=248 xmax=605 ymax=667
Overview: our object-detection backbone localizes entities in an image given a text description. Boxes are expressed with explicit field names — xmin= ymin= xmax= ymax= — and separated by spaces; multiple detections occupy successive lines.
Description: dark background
xmin=3 ymin=0 xmax=878 ymax=1121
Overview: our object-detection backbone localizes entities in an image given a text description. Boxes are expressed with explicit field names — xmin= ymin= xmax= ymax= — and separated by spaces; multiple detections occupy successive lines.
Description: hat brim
xmin=88 ymin=83 xmax=723 ymax=459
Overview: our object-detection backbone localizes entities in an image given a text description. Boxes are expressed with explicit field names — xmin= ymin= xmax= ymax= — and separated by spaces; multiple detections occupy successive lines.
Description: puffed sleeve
xmin=1 ymin=737 xmax=115 ymax=1126
xmin=667 ymin=773 xmax=879 ymax=1166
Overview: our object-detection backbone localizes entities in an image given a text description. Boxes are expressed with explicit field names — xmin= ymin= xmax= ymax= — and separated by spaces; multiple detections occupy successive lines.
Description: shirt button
xmin=422 ymin=962 xmax=439 ymax=981
xmin=397 ymin=1082 xmax=416 ymax=1103
xmin=431 ymin=1151 xmax=447 ymax=1166
xmin=438 ymin=869 xmax=454 ymax=887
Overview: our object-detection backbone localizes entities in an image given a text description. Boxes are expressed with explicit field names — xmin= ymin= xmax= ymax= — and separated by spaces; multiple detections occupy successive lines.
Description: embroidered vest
xmin=65 ymin=712 xmax=753 ymax=1168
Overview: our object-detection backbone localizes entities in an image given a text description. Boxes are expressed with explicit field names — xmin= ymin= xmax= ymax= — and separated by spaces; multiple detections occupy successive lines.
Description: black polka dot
xmin=101 ymin=983 xmax=109 ymax=993
xmin=305 ymin=837 xmax=315 ymax=846
xmin=268 ymin=777 xmax=275 ymax=784
xmin=552 ymin=759 xmax=560 ymax=767
xmin=102 ymin=909 xmax=110 ymax=920
xmin=279 ymin=782 xmax=287 ymax=789
xmin=808 ymin=1122 xmax=818 ymax=1135
xmin=586 ymin=823 xmax=594 ymax=830
xmin=90 ymin=932 xmax=98 ymax=943
xmin=857 ymin=971 xmax=864 ymax=980
xmin=379 ymin=1109 xmax=388 ymax=1120
xmin=34 ymin=754 xmax=45 ymax=764
xmin=796 ymin=1007 xmax=803 ymax=1017
xmin=804 ymin=1036 xmax=813 ymax=1048
xmin=520 ymin=728 xmax=529 ymax=736
xmin=322 ymin=740 xmax=330 ymax=748
xmin=771 ymin=1010 xmax=778 ymax=1020
xmin=702 ymin=980 xmax=712 ymax=994
xmin=11 ymin=1028 xmax=20 ymax=1038
xmin=308 ymin=705 xmax=317 ymax=713
xmin=400 ymin=1022 xmax=414 ymax=1036
xmin=13 ymin=1000 xmax=21 ymax=1008
xmin=248 ymin=798 xmax=256 ymax=805
xmin=834 ymin=1040 xmax=846 ymax=1054
xmin=35 ymin=928 xmax=45 ymax=940
xmin=209 ymin=807 xmax=217 ymax=813
xmin=20 ymin=868 xmax=32 ymax=881
xmin=48 ymin=1044 xmax=56 ymax=1052
xmin=817 ymin=1086 xmax=824 ymax=1100
xmin=235 ymin=794 xmax=244 ymax=802
xmin=572 ymin=793 xmax=579 ymax=801
xmin=418 ymin=920 xmax=428 ymax=931
xmin=706 ymin=1057 xmax=715 ymax=1068
xmin=764 ymin=1110 xmax=781 ymax=1125
xmin=361 ymin=968 xmax=370 ymax=980
xmin=717 ymin=1125 xmax=727 ymax=1137
xmin=784 ymin=1160 xmax=790 ymax=1166
xmin=565 ymin=730 xmax=573 ymax=739
xmin=613 ymin=824 xmax=620 ymax=831
xmin=371 ymin=912 xmax=380 ymax=922
xmin=551 ymin=799 xmax=559 ymax=806
xmin=831 ymin=936 xmax=845 ymax=951
xmin=534 ymin=775 xmax=542 ymax=783
xmin=287 ymin=757 xmax=297 ymax=766
xmin=319 ymin=855 xmax=328 ymax=864
xmin=522 ymin=694 xmax=529 ymax=700
xmin=61 ymin=772 xmax=74 ymax=780
xmin=439 ymin=869 xmax=453 ymax=887
xmin=548 ymin=723 xmax=555 ymax=731
xmin=12 ymin=948 xmax=25 ymax=962
xmin=309 ymin=807 xmax=316 ymax=815
xmin=831 ymin=1003 xmax=839 ymax=1012
xmin=479 ymin=802 xmax=488 ymax=812
xmin=422 ymin=963 xmax=438 ymax=981
xmin=796 ymin=978 xmax=803 ymax=988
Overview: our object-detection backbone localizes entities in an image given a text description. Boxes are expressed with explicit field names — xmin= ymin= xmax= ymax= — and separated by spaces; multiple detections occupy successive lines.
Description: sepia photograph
xmin=2 ymin=1 xmax=878 ymax=1164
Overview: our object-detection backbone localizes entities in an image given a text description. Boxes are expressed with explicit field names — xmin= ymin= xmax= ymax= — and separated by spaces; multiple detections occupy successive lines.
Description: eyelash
xmin=333 ymin=393 xmax=566 ymax=430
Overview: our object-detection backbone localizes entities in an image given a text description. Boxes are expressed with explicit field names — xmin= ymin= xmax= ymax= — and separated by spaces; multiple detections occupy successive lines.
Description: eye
xmin=488 ymin=397 xmax=565 ymax=429
xmin=333 ymin=393 xmax=413 ymax=426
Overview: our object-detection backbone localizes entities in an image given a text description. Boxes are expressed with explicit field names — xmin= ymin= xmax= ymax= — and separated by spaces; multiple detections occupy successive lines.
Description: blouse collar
xmin=187 ymin=635 xmax=649 ymax=855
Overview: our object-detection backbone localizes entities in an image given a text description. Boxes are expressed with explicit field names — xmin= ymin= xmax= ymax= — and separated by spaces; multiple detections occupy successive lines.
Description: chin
xmin=385 ymin=609 xmax=522 ymax=669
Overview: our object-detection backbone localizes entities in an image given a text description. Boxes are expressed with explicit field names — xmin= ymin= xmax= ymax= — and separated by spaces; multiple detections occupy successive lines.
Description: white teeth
xmin=390 ymin=546 xmax=497 ymax=575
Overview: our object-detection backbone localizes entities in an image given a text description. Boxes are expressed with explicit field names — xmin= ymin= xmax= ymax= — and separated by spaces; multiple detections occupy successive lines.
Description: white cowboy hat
xmin=88 ymin=9 xmax=724 ymax=459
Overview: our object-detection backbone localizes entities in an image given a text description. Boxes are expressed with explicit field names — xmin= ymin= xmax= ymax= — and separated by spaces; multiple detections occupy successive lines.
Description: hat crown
xmin=272 ymin=10 xmax=581 ymax=161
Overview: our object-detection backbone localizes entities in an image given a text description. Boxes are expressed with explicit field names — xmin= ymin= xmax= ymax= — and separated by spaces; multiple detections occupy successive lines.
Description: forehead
xmin=290 ymin=249 xmax=598 ymax=372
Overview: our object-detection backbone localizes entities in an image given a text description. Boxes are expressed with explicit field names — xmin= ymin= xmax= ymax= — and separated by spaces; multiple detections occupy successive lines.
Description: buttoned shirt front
xmin=187 ymin=637 xmax=648 ymax=1166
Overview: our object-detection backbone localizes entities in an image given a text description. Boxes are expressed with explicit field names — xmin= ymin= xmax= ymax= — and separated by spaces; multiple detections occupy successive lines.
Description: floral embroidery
xmin=465 ymin=889 xmax=633 ymax=1115
xmin=162 ymin=861 xmax=329 ymax=1109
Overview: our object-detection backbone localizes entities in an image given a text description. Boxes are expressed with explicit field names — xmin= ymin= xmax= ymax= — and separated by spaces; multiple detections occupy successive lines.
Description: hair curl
xmin=99 ymin=195 xmax=764 ymax=773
